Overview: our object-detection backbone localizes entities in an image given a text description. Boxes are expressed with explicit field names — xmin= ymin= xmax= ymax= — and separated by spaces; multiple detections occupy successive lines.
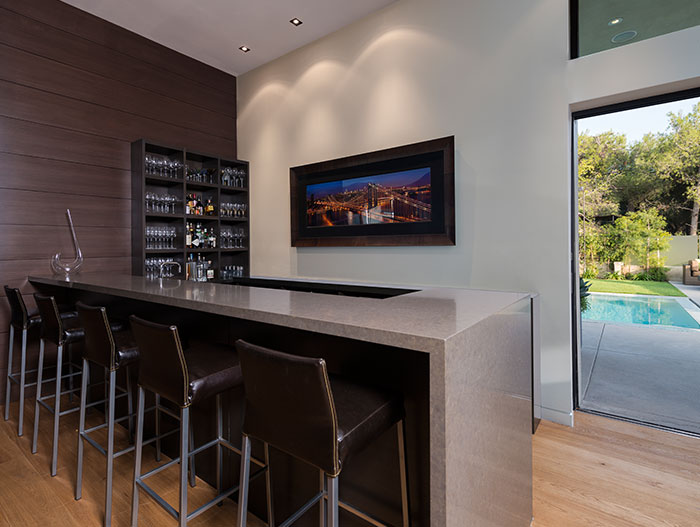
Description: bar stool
xmin=74 ymin=302 xmax=140 ymax=527
xmin=235 ymin=340 xmax=411 ymax=527
xmin=3 ymin=285 xmax=77 ymax=436
xmin=129 ymin=316 xmax=274 ymax=527
xmin=31 ymin=293 xmax=122 ymax=476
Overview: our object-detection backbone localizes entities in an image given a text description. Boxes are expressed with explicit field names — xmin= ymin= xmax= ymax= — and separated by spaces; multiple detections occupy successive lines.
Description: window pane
xmin=576 ymin=0 xmax=700 ymax=57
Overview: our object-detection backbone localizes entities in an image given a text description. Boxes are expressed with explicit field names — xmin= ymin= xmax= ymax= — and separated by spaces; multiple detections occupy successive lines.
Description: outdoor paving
xmin=580 ymin=320 xmax=700 ymax=434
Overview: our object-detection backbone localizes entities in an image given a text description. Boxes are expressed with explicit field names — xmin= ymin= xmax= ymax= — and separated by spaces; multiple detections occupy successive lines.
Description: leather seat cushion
xmin=24 ymin=308 xmax=77 ymax=330
xmin=331 ymin=376 xmax=404 ymax=470
xmin=185 ymin=341 xmax=242 ymax=405
xmin=113 ymin=330 xmax=139 ymax=368
xmin=62 ymin=317 xmax=123 ymax=345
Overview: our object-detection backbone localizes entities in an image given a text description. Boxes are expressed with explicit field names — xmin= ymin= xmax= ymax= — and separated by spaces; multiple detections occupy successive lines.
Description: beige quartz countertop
xmin=29 ymin=274 xmax=530 ymax=354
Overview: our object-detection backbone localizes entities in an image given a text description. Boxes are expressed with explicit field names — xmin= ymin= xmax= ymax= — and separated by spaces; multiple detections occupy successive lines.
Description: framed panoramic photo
xmin=290 ymin=136 xmax=455 ymax=247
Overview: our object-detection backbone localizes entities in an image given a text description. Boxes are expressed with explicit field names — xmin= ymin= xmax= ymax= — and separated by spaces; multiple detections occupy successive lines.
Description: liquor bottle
xmin=192 ymin=223 xmax=201 ymax=248
xmin=186 ymin=253 xmax=195 ymax=280
xmin=209 ymin=228 xmax=216 ymax=248
xmin=206 ymin=260 xmax=214 ymax=280
xmin=205 ymin=198 xmax=215 ymax=216
xmin=185 ymin=222 xmax=192 ymax=248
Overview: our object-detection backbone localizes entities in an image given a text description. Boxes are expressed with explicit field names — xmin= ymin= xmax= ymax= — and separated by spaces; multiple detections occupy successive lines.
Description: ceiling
xmin=578 ymin=0 xmax=700 ymax=56
xmin=61 ymin=0 xmax=397 ymax=76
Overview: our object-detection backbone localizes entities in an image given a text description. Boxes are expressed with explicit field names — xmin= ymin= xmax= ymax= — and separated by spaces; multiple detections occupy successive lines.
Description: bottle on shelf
xmin=205 ymin=198 xmax=216 ymax=216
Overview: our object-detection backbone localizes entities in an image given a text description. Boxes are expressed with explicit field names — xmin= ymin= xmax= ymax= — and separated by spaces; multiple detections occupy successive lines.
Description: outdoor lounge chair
xmin=682 ymin=259 xmax=700 ymax=285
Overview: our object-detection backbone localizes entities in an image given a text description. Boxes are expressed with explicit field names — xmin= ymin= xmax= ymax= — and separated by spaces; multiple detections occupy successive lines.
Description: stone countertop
xmin=29 ymin=274 xmax=530 ymax=354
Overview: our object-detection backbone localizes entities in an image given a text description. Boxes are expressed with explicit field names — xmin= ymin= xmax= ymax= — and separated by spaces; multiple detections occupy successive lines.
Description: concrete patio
xmin=581 ymin=319 xmax=700 ymax=434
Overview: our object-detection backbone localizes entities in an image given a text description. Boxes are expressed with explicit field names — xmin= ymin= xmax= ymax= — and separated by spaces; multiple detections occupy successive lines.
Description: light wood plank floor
xmin=0 ymin=396 xmax=264 ymax=527
xmin=534 ymin=412 xmax=700 ymax=526
xmin=2 ymin=398 xmax=700 ymax=526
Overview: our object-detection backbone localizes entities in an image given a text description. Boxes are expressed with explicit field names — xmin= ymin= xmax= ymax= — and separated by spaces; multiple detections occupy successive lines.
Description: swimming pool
xmin=583 ymin=293 xmax=700 ymax=329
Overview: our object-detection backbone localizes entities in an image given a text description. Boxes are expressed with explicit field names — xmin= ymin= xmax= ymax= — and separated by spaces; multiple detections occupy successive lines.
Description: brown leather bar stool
xmin=32 ymin=293 xmax=122 ymax=476
xmin=3 ymin=285 xmax=77 ymax=437
xmin=129 ymin=316 xmax=274 ymax=527
xmin=235 ymin=340 xmax=411 ymax=527
xmin=75 ymin=302 xmax=140 ymax=527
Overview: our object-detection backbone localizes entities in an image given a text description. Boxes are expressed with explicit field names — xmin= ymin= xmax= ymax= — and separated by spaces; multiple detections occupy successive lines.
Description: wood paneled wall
xmin=0 ymin=0 xmax=237 ymax=404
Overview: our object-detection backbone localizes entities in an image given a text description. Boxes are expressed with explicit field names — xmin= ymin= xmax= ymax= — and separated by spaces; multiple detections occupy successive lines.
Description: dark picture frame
xmin=290 ymin=136 xmax=455 ymax=247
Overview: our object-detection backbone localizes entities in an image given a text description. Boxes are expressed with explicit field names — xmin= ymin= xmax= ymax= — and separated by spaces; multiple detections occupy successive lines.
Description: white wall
xmin=238 ymin=0 xmax=700 ymax=425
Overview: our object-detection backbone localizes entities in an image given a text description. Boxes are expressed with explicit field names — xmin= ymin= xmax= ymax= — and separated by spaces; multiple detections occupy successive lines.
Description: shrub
xmin=604 ymin=271 xmax=624 ymax=280
xmin=580 ymin=278 xmax=591 ymax=313
xmin=581 ymin=268 xmax=598 ymax=279
xmin=632 ymin=266 xmax=668 ymax=282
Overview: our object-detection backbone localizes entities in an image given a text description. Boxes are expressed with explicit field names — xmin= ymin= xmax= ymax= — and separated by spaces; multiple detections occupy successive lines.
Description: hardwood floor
xmin=533 ymin=412 xmax=700 ymax=526
xmin=0 ymin=397 xmax=264 ymax=527
xmin=2 ymin=399 xmax=700 ymax=526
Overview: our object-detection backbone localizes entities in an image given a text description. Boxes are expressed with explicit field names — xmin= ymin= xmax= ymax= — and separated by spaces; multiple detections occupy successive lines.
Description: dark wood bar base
xmin=33 ymin=284 xmax=431 ymax=527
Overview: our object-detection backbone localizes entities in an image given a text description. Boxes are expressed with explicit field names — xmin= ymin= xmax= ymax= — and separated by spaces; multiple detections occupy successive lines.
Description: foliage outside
xmin=578 ymin=102 xmax=700 ymax=281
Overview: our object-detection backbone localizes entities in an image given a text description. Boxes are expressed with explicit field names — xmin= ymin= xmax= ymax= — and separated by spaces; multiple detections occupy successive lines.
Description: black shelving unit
xmin=131 ymin=139 xmax=250 ymax=281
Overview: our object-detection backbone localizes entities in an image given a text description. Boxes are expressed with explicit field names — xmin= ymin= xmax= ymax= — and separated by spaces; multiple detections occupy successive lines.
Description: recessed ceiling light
xmin=239 ymin=46 xmax=251 ymax=53
xmin=290 ymin=17 xmax=303 ymax=26
xmin=608 ymin=17 xmax=623 ymax=26
xmin=611 ymin=30 xmax=637 ymax=43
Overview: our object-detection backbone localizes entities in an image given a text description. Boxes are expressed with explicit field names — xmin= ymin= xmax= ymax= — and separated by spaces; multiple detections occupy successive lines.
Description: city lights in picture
xmin=305 ymin=167 xmax=432 ymax=227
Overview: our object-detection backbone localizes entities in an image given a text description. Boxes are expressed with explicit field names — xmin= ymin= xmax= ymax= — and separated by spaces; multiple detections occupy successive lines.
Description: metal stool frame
xmin=31 ymin=336 xmax=84 ymax=476
xmin=131 ymin=389 xmax=274 ymax=527
xmin=238 ymin=420 xmax=411 ymax=527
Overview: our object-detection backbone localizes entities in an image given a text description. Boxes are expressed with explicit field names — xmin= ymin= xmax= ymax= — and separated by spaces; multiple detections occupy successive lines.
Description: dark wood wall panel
xmin=0 ymin=258 xmax=131 ymax=296
xmin=0 ymin=44 xmax=236 ymax=138
xmin=0 ymin=153 xmax=130 ymax=198
xmin=0 ymin=80 xmax=235 ymax=154
xmin=0 ymin=190 xmax=130 ymax=228
xmin=0 ymin=117 xmax=130 ymax=169
xmin=0 ymin=0 xmax=237 ymax=95
xmin=0 ymin=8 xmax=235 ymax=118
xmin=0 ymin=0 xmax=237 ymax=406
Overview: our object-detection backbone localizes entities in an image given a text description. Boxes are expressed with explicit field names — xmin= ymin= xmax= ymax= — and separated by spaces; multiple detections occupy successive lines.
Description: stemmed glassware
xmin=220 ymin=228 xmax=246 ymax=249
xmin=145 ymin=226 xmax=177 ymax=250
xmin=220 ymin=265 xmax=245 ymax=280
xmin=145 ymin=257 xmax=180 ymax=279
xmin=145 ymin=193 xmax=179 ymax=214
xmin=145 ymin=154 xmax=182 ymax=178
xmin=221 ymin=167 xmax=246 ymax=188
xmin=220 ymin=202 xmax=247 ymax=218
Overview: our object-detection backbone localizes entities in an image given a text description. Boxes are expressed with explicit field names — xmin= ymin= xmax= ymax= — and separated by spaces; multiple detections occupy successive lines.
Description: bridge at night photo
xmin=306 ymin=167 xmax=432 ymax=227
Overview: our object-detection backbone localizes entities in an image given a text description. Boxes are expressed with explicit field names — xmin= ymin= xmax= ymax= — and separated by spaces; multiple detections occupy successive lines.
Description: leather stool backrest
xmin=235 ymin=339 xmax=341 ymax=476
xmin=4 ymin=285 xmax=29 ymax=330
xmin=130 ymin=315 xmax=189 ymax=407
xmin=34 ymin=293 xmax=64 ymax=345
xmin=77 ymin=302 xmax=116 ymax=371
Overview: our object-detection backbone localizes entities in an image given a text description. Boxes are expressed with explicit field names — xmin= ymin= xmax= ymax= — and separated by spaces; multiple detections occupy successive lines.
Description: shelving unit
xmin=131 ymin=139 xmax=250 ymax=281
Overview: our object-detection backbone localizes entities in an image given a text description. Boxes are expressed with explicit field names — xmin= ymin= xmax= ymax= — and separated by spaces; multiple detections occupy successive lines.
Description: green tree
xmin=577 ymin=131 xmax=629 ymax=218
xmin=603 ymin=208 xmax=671 ymax=270
xmin=657 ymin=103 xmax=700 ymax=234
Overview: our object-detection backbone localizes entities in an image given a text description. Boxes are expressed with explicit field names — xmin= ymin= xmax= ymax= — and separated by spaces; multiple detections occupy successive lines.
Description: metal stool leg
xmin=105 ymin=368 xmax=117 ymax=527
xmin=264 ymin=443 xmax=275 ymax=527
xmin=51 ymin=343 xmax=64 ymax=477
xmin=4 ymin=326 xmax=14 ymax=421
xmin=154 ymin=394 xmax=162 ymax=462
xmin=216 ymin=394 xmax=223 ymax=498
xmin=397 ymin=420 xmax=411 ymax=527
xmin=75 ymin=358 xmax=90 ymax=500
xmin=236 ymin=435 xmax=252 ymax=527
xmin=319 ymin=471 xmax=327 ymax=527
xmin=189 ymin=420 xmax=196 ymax=488
xmin=31 ymin=339 xmax=45 ymax=454
xmin=326 ymin=475 xmax=339 ymax=527
xmin=126 ymin=367 xmax=134 ymax=443
xmin=179 ymin=406 xmax=190 ymax=527
xmin=131 ymin=386 xmax=145 ymax=527
xmin=18 ymin=328 xmax=27 ymax=436
xmin=68 ymin=345 xmax=74 ymax=404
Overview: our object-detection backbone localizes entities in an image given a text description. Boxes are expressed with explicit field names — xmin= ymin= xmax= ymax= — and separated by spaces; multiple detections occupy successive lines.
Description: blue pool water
xmin=583 ymin=294 xmax=700 ymax=329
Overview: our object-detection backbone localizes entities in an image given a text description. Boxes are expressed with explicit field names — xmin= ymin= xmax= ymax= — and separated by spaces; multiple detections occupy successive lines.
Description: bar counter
xmin=30 ymin=273 xmax=533 ymax=527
